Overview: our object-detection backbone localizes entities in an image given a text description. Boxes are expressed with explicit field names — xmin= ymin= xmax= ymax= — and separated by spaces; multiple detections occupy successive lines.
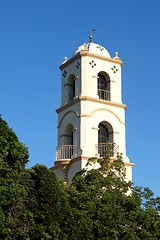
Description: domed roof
xmin=73 ymin=42 xmax=111 ymax=58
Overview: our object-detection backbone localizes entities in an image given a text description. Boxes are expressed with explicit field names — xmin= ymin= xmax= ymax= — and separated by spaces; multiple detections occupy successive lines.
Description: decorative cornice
xmin=60 ymin=54 xmax=80 ymax=70
xmin=56 ymin=98 xmax=80 ymax=113
xmin=79 ymin=96 xmax=127 ymax=110
xmin=56 ymin=96 xmax=127 ymax=114
xmin=52 ymin=156 xmax=134 ymax=171
xmin=80 ymin=51 xmax=124 ymax=66
xmin=60 ymin=51 xmax=123 ymax=70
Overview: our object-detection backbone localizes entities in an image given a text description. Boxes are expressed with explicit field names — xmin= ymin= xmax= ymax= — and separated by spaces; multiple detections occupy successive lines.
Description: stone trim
xmin=56 ymin=96 xmax=127 ymax=114
xmin=60 ymin=51 xmax=123 ymax=70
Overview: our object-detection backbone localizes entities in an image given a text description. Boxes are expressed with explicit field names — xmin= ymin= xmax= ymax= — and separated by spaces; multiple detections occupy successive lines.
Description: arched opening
xmin=64 ymin=124 xmax=73 ymax=145
xmin=97 ymin=72 xmax=110 ymax=100
xmin=68 ymin=74 xmax=76 ymax=102
xmin=98 ymin=123 xmax=109 ymax=143
xmin=56 ymin=124 xmax=74 ymax=160
xmin=97 ymin=121 xmax=115 ymax=157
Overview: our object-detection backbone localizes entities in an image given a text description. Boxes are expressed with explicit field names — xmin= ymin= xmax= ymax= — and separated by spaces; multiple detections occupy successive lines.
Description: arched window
xmin=68 ymin=74 xmax=76 ymax=102
xmin=72 ymin=80 xmax=75 ymax=100
xmin=97 ymin=72 xmax=110 ymax=100
xmin=98 ymin=74 xmax=107 ymax=91
xmin=98 ymin=123 xmax=109 ymax=143
xmin=97 ymin=122 xmax=114 ymax=157
xmin=62 ymin=124 xmax=74 ymax=159
xmin=64 ymin=124 xmax=73 ymax=145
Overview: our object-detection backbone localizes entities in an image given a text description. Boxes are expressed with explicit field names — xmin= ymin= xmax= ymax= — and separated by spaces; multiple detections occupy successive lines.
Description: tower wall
xmin=53 ymin=41 xmax=134 ymax=184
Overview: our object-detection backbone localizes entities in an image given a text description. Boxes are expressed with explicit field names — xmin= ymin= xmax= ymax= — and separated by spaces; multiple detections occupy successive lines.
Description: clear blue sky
xmin=1 ymin=0 xmax=160 ymax=196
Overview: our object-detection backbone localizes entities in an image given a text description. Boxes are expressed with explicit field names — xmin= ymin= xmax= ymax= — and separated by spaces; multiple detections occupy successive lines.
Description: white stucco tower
xmin=53 ymin=36 xmax=134 ymax=184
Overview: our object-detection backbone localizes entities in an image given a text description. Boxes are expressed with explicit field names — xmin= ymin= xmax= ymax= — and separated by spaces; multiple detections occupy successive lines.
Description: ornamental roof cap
xmin=73 ymin=41 xmax=111 ymax=58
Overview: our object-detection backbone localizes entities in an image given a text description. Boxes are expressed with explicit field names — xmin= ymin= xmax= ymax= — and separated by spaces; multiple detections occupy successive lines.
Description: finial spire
xmin=87 ymin=29 xmax=95 ymax=43
xmin=113 ymin=51 xmax=121 ymax=61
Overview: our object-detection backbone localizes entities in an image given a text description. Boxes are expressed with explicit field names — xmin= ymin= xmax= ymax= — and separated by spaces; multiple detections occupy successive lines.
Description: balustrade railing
xmin=98 ymin=89 xmax=110 ymax=101
xmin=56 ymin=145 xmax=75 ymax=161
xmin=95 ymin=142 xmax=119 ymax=157
xmin=56 ymin=143 xmax=118 ymax=161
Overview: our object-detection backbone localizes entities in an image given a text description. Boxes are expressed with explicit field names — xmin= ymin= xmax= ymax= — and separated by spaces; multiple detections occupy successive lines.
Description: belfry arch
xmin=67 ymin=74 xmax=76 ymax=102
xmin=97 ymin=71 xmax=110 ymax=101
xmin=97 ymin=121 xmax=116 ymax=157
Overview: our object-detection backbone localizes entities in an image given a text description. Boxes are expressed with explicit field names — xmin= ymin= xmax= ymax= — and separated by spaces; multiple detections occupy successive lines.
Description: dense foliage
xmin=1 ymin=115 xmax=160 ymax=239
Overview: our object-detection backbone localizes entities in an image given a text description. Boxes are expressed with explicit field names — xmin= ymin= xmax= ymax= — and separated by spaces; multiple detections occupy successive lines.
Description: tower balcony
xmin=95 ymin=142 xmax=119 ymax=158
xmin=98 ymin=89 xmax=110 ymax=101
xmin=56 ymin=143 xmax=119 ymax=162
xmin=56 ymin=145 xmax=74 ymax=161
xmin=56 ymin=145 xmax=83 ymax=161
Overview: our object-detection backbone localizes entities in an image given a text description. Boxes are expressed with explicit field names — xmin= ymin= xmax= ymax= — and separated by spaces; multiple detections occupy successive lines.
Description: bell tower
xmin=53 ymin=36 xmax=134 ymax=184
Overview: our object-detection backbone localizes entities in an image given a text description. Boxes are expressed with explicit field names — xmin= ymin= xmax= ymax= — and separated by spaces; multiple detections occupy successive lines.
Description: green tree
xmin=28 ymin=164 xmax=69 ymax=240
xmin=63 ymin=154 xmax=160 ymax=240
xmin=0 ymin=115 xmax=32 ymax=239
xmin=0 ymin=116 xmax=69 ymax=240
xmin=0 ymin=115 xmax=29 ymax=170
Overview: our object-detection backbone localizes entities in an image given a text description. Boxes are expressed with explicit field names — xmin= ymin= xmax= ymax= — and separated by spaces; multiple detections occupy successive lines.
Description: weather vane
xmin=87 ymin=29 xmax=96 ymax=42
